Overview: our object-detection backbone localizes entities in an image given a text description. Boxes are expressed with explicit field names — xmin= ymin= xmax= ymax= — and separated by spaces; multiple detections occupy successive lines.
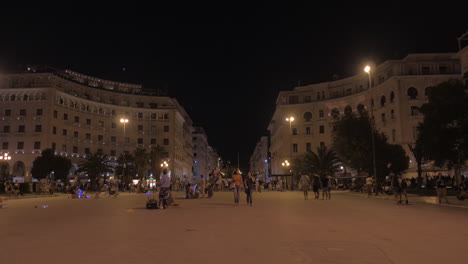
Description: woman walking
xmin=300 ymin=173 xmax=310 ymax=200
xmin=245 ymin=172 xmax=255 ymax=206
xmin=232 ymin=169 xmax=243 ymax=205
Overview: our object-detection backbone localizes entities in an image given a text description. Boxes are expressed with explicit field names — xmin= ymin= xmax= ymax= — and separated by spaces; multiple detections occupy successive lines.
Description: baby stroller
xmin=158 ymin=188 xmax=171 ymax=209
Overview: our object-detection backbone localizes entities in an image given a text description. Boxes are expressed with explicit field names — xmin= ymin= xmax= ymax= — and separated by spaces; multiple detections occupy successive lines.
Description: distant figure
xmin=457 ymin=177 xmax=467 ymax=201
xmin=321 ymin=176 xmax=330 ymax=200
xmin=365 ymin=175 xmax=374 ymax=198
xmin=312 ymin=176 xmax=321 ymax=199
xmin=398 ymin=175 xmax=408 ymax=204
xmin=200 ymin=175 xmax=206 ymax=198
xmin=4 ymin=182 xmax=12 ymax=198
xmin=436 ymin=174 xmax=449 ymax=204
xmin=300 ymin=173 xmax=310 ymax=200
xmin=245 ymin=172 xmax=254 ymax=206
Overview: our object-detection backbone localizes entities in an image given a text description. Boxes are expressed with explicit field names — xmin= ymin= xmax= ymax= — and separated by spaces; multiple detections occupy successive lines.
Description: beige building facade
xmin=253 ymin=49 xmax=467 ymax=179
xmin=192 ymin=126 xmax=219 ymax=181
xmin=249 ymin=136 xmax=269 ymax=180
xmin=0 ymin=69 xmax=193 ymax=182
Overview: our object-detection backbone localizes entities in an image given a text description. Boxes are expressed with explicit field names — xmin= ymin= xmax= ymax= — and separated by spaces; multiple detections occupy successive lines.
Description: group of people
xmin=299 ymin=174 xmax=332 ymax=200
xmin=3 ymin=181 xmax=22 ymax=198
xmin=230 ymin=169 xmax=255 ymax=205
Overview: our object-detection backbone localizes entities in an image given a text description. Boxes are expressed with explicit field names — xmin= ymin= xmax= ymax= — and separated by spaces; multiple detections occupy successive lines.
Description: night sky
xmin=0 ymin=2 xmax=466 ymax=171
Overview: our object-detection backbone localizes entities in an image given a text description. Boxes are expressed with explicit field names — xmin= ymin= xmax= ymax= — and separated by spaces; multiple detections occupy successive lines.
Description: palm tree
xmin=77 ymin=151 xmax=113 ymax=191
xmin=133 ymin=148 xmax=149 ymax=193
xmin=304 ymin=145 xmax=341 ymax=180
xmin=116 ymin=153 xmax=135 ymax=188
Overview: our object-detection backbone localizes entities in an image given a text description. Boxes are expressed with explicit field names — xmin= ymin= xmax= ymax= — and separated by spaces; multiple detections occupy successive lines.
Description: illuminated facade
xmin=253 ymin=49 xmax=467 ymax=179
xmin=249 ymin=136 xmax=268 ymax=180
xmin=0 ymin=69 xmax=193 ymax=182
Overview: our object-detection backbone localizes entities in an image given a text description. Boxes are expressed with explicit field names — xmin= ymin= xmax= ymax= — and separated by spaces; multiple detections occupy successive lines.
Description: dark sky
xmin=0 ymin=2 xmax=466 ymax=171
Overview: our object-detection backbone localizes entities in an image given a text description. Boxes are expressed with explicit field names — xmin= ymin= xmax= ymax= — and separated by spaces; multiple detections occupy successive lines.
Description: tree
xmin=77 ymin=151 xmax=113 ymax=190
xmin=133 ymin=148 xmax=149 ymax=192
xmin=332 ymin=113 xmax=409 ymax=185
xmin=31 ymin=149 xmax=55 ymax=180
xmin=303 ymin=145 xmax=341 ymax=180
xmin=418 ymin=79 xmax=468 ymax=184
xmin=51 ymin=156 xmax=72 ymax=182
xmin=31 ymin=149 xmax=72 ymax=182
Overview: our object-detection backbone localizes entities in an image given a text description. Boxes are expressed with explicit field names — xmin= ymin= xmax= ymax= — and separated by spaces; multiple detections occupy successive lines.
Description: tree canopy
xmin=77 ymin=151 xmax=113 ymax=189
xmin=418 ymin=80 xmax=468 ymax=172
xmin=303 ymin=145 xmax=341 ymax=179
xmin=332 ymin=112 xmax=409 ymax=180
xmin=31 ymin=149 xmax=72 ymax=182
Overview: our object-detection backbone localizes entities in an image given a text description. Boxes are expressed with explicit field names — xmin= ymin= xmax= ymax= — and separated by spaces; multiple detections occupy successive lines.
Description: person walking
xmin=299 ymin=173 xmax=310 ymax=200
xmin=365 ymin=175 xmax=374 ymax=198
xmin=245 ymin=172 xmax=254 ymax=206
xmin=200 ymin=175 xmax=206 ymax=198
xmin=232 ymin=169 xmax=243 ymax=205
xmin=321 ymin=176 xmax=330 ymax=200
xmin=457 ymin=177 xmax=467 ymax=201
xmin=312 ymin=175 xmax=321 ymax=199
xmin=5 ymin=182 xmax=12 ymax=198
xmin=436 ymin=174 xmax=449 ymax=204
xmin=398 ymin=175 xmax=408 ymax=204
xmin=13 ymin=181 xmax=21 ymax=198
xmin=207 ymin=170 xmax=218 ymax=198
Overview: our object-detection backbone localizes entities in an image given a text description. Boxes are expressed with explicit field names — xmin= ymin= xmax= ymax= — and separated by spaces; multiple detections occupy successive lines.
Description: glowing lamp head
xmin=120 ymin=118 xmax=129 ymax=123
xmin=364 ymin=65 xmax=371 ymax=73
xmin=286 ymin=117 xmax=295 ymax=122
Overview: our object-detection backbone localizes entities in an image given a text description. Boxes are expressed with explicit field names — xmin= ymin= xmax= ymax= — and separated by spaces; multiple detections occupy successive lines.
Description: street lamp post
xmin=120 ymin=118 xmax=129 ymax=144
xmin=285 ymin=116 xmax=295 ymax=190
xmin=364 ymin=66 xmax=378 ymax=182
xmin=281 ymin=160 xmax=290 ymax=190
xmin=120 ymin=118 xmax=129 ymax=176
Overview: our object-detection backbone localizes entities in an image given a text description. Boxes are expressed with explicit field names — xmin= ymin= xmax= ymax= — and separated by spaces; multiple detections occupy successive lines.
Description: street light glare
xmin=364 ymin=65 xmax=371 ymax=73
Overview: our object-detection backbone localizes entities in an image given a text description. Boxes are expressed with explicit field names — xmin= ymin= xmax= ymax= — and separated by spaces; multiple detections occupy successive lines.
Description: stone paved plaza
xmin=1 ymin=191 xmax=467 ymax=264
